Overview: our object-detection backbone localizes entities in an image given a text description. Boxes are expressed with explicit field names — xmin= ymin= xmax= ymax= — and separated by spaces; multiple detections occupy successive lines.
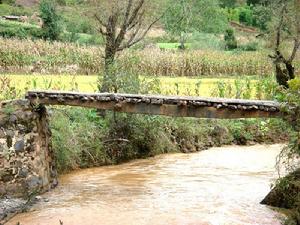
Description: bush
xmin=50 ymin=107 xmax=288 ymax=173
xmin=224 ymin=28 xmax=237 ymax=50
xmin=288 ymin=78 xmax=300 ymax=91
xmin=253 ymin=5 xmax=272 ymax=31
xmin=238 ymin=6 xmax=254 ymax=26
xmin=0 ymin=3 xmax=32 ymax=16
xmin=239 ymin=41 xmax=259 ymax=51
xmin=190 ymin=32 xmax=225 ymax=50
xmin=0 ymin=20 xmax=43 ymax=39
xmin=39 ymin=0 xmax=61 ymax=41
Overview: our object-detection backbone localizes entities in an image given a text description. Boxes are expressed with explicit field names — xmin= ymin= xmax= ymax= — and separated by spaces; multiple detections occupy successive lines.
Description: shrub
xmin=39 ymin=0 xmax=61 ymax=41
xmin=50 ymin=107 xmax=288 ymax=173
xmin=190 ymin=32 xmax=225 ymax=50
xmin=224 ymin=28 xmax=237 ymax=50
xmin=253 ymin=5 xmax=272 ymax=31
xmin=288 ymin=78 xmax=300 ymax=91
xmin=238 ymin=6 xmax=254 ymax=26
xmin=239 ymin=41 xmax=259 ymax=51
xmin=0 ymin=20 xmax=43 ymax=39
xmin=0 ymin=3 xmax=32 ymax=16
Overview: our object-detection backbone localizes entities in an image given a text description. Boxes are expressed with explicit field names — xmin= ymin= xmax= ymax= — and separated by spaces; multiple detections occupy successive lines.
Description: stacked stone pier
xmin=26 ymin=90 xmax=281 ymax=119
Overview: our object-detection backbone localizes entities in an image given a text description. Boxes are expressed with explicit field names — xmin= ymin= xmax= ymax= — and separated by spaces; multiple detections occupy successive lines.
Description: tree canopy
xmin=163 ymin=0 xmax=228 ymax=36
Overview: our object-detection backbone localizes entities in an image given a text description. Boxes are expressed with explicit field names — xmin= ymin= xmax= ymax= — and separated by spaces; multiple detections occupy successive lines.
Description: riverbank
xmin=261 ymin=168 xmax=300 ymax=225
xmin=50 ymin=107 xmax=290 ymax=174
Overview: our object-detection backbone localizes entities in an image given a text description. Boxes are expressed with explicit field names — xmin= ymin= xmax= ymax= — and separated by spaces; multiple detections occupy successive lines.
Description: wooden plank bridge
xmin=26 ymin=91 xmax=281 ymax=119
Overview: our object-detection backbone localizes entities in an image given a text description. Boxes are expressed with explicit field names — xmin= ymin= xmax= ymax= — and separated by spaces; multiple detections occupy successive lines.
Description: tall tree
xmin=268 ymin=0 xmax=300 ymax=88
xmin=163 ymin=0 xmax=227 ymax=49
xmin=92 ymin=0 xmax=163 ymax=92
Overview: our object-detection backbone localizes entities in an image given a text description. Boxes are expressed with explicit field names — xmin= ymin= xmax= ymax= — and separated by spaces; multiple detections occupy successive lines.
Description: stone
xmin=14 ymin=140 xmax=25 ymax=153
xmin=0 ymin=129 xmax=5 ymax=139
xmin=26 ymin=176 xmax=42 ymax=190
xmin=9 ymin=115 xmax=17 ymax=123
xmin=5 ymin=130 xmax=14 ymax=138
xmin=18 ymin=167 xmax=28 ymax=178
xmin=0 ymin=170 xmax=14 ymax=182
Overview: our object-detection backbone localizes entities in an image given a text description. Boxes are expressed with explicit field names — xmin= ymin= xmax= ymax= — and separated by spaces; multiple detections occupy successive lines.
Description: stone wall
xmin=0 ymin=99 xmax=56 ymax=198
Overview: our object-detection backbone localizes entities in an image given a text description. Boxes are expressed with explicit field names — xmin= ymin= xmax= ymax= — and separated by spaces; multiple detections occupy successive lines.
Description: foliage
xmin=223 ymin=4 xmax=271 ymax=30
xmin=238 ymin=5 xmax=254 ymax=26
xmin=50 ymin=106 xmax=288 ymax=173
xmin=239 ymin=41 xmax=259 ymax=51
xmin=163 ymin=0 xmax=228 ymax=39
xmin=189 ymin=32 xmax=225 ymax=50
xmin=0 ymin=76 xmax=21 ymax=101
xmin=224 ymin=28 xmax=237 ymax=50
xmin=0 ymin=3 xmax=32 ymax=16
xmin=39 ymin=0 xmax=61 ymax=41
xmin=252 ymin=5 xmax=272 ymax=31
xmin=220 ymin=0 xmax=237 ymax=8
xmin=0 ymin=20 xmax=43 ymax=39
xmin=274 ymin=78 xmax=300 ymax=179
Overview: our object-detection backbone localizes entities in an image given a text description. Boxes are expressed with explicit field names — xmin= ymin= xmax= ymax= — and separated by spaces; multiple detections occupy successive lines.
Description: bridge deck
xmin=26 ymin=91 xmax=281 ymax=119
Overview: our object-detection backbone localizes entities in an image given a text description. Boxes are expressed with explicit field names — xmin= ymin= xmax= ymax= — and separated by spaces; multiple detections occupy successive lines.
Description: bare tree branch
xmin=118 ymin=12 xmax=164 ymax=51
xmin=288 ymin=0 xmax=300 ymax=62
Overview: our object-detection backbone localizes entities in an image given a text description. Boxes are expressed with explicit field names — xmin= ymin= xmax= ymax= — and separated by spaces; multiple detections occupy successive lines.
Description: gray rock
xmin=18 ymin=167 xmax=28 ymax=178
xmin=9 ymin=115 xmax=17 ymax=123
xmin=26 ymin=176 xmax=42 ymax=190
xmin=14 ymin=140 xmax=25 ymax=153
xmin=5 ymin=130 xmax=14 ymax=138
xmin=0 ymin=129 xmax=5 ymax=139
xmin=0 ymin=197 xmax=27 ymax=222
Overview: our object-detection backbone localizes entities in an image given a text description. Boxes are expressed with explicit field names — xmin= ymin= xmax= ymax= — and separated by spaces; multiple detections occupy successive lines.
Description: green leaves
xmin=40 ymin=0 xmax=61 ymax=41
xmin=162 ymin=0 xmax=228 ymax=36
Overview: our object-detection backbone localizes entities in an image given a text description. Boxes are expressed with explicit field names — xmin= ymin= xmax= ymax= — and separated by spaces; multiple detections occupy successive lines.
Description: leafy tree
xmin=163 ymin=0 xmax=228 ymax=49
xmin=252 ymin=5 xmax=272 ymax=31
xmin=39 ymin=0 xmax=61 ymax=41
xmin=238 ymin=5 xmax=254 ymax=26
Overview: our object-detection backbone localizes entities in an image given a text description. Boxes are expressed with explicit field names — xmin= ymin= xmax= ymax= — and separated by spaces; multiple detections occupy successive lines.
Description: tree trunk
xmin=178 ymin=32 xmax=186 ymax=50
xmin=100 ymin=47 xmax=117 ymax=93
xmin=275 ymin=62 xmax=295 ymax=88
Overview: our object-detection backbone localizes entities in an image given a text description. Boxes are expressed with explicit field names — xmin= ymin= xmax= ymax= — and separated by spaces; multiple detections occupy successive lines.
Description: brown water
xmin=8 ymin=144 xmax=284 ymax=225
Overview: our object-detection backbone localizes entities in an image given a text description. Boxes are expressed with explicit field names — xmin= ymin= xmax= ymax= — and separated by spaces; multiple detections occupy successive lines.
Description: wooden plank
xmin=25 ymin=90 xmax=281 ymax=119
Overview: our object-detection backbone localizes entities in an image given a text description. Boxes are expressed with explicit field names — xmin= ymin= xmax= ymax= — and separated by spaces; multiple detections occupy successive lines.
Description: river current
xmin=7 ymin=144 xmax=284 ymax=225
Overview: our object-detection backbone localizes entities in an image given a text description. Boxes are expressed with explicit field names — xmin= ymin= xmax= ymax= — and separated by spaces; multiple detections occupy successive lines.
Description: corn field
xmin=1 ymin=38 xmax=299 ymax=76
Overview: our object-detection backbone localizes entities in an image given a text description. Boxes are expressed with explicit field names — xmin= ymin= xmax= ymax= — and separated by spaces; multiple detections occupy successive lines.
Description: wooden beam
xmin=26 ymin=91 xmax=281 ymax=119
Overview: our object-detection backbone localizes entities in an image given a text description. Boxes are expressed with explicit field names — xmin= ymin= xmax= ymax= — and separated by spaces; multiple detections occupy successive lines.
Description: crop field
xmin=2 ymin=38 xmax=299 ymax=77
xmin=0 ymin=74 xmax=277 ymax=101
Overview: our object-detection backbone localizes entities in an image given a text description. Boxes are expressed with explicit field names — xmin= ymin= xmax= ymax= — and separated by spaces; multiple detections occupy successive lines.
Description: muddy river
xmin=7 ymin=144 xmax=284 ymax=225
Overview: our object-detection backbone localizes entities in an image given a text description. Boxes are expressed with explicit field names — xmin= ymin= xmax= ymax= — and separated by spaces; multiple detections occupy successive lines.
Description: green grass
xmin=0 ymin=19 xmax=102 ymax=45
